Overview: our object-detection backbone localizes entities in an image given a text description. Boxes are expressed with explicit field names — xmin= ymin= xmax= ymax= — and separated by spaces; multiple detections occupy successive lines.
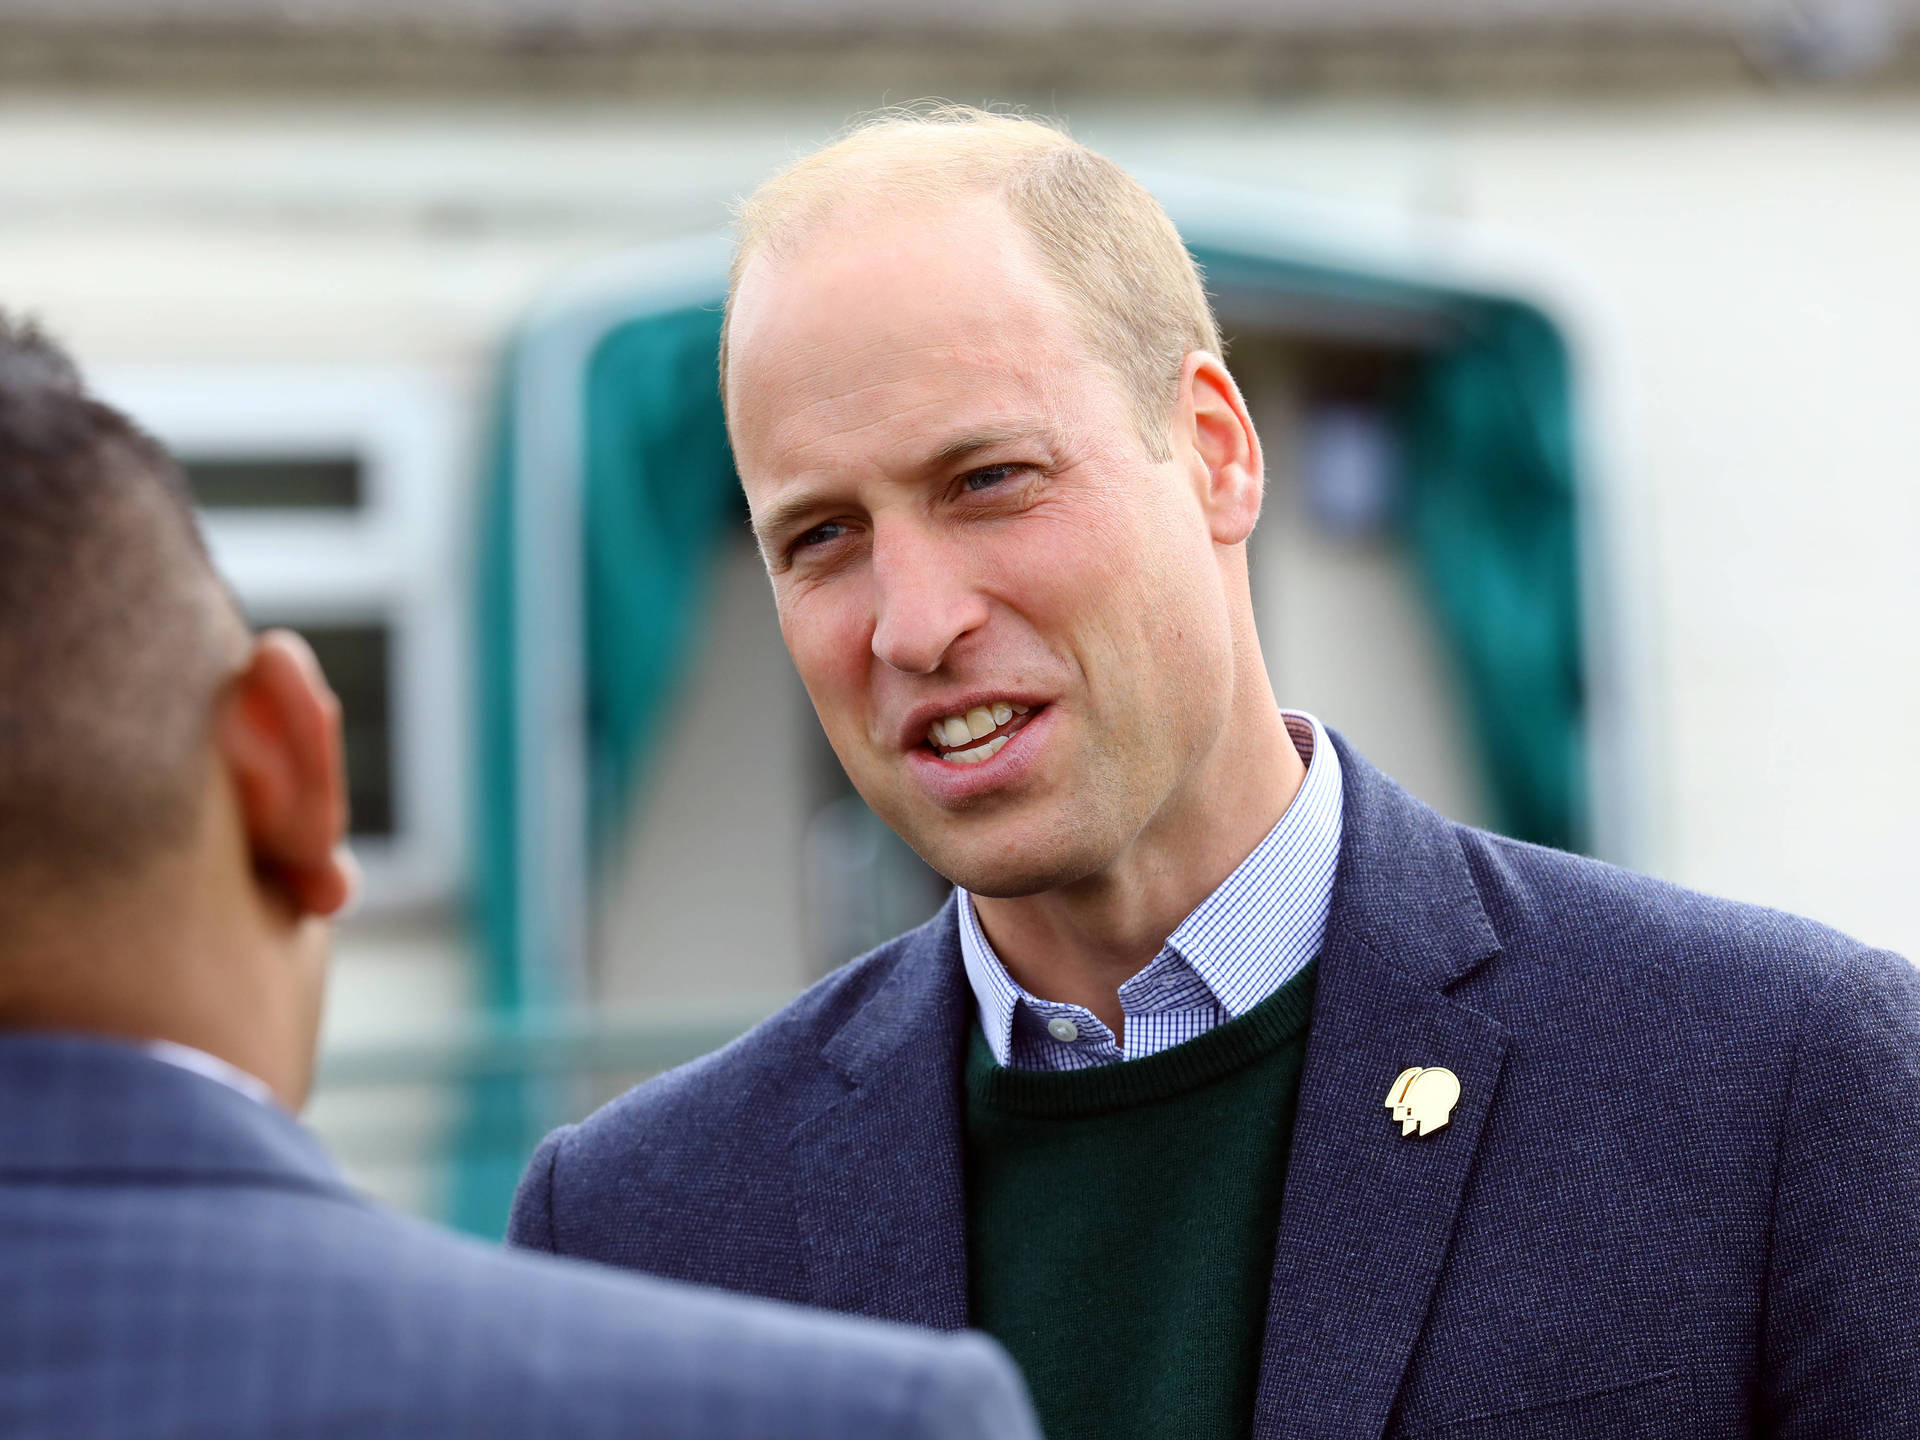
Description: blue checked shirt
xmin=959 ymin=710 xmax=1343 ymax=1071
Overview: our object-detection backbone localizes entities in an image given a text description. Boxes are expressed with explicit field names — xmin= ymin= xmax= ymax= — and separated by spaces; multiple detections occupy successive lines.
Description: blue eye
xmin=965 ymin=465 xmax=1018 ymax=492
xmin=795 ymin=521 xmax=846 ymax=550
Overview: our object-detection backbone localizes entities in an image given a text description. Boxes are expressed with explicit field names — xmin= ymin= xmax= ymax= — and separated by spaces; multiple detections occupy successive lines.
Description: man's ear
xmin=1176 ymin=350 xmax=1264 ymax=547
xmin=215 ymin=630 xmax=357 ymax=920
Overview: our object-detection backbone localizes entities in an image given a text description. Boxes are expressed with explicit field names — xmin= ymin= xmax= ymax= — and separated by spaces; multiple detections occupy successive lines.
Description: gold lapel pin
xmin=1385 ymin=1066 xmax=1460 ymax=1136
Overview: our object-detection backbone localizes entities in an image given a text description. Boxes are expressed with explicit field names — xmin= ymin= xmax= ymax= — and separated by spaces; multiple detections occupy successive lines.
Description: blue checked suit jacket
xmin=0 ymin=1033 xmax=1040 ymax=1440
xmin=511 ymin=735 xmax=1920 ymax=1439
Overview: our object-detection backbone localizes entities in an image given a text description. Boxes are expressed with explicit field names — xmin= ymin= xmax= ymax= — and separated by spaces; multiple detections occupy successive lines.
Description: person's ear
xmin=1176 ymin=350 xmax=1264 ymax=546
xmin=215 ymin=629 xmax=357 ymax=920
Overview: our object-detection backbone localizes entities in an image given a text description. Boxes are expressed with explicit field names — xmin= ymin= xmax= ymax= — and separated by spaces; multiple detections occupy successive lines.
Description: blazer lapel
xmin=1252 ymin=737 xmax=1510 ymax=1440
xmin=787 ymin=899 xmax=973 ymax=1331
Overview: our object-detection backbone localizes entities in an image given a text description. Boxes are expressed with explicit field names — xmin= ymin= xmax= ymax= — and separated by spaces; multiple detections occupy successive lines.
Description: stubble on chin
xmin=908 ymin=790 xmax=1127 ymax=901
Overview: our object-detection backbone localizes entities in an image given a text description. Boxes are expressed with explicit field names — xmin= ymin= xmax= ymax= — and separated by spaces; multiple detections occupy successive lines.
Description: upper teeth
xmin=926 ymin=701 xmax=1029 ymax=751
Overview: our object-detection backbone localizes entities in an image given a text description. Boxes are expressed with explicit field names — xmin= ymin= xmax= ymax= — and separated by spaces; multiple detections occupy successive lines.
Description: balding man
xmin=0 ymin=313 xmax=1039 ymax=1440
xmin=511 ymin=109 xmax=1920 ymax=1439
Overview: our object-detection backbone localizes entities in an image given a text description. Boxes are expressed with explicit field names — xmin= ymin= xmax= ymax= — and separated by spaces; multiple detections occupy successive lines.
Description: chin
xmin=909 ymin=819 xmax=1113 ymax=900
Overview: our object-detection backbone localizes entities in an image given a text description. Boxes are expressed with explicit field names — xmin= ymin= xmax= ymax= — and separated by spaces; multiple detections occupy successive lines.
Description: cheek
xmin=981 ymin=473 xmax=1142 ymax=604
xmin=1000 ymin=480 xmax=1205 ymax=657
xmin=1000 ymin=481 xmax=1230 ymax=755
xmin=779 ymin=585 xmax=875 ymax=736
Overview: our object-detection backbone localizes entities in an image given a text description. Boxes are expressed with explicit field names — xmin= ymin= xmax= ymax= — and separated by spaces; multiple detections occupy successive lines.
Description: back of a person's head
xmin=723 ymin=103 xmax=1222 ymax=460
xmin=0 ymin=314 xmax=242 ymax=899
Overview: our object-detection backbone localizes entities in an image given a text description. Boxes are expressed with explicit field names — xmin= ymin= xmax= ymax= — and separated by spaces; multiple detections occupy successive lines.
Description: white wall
xmin=3 ymin=87 xmax=1914 ymax=984
xmin=1451 ymin=103 xmax=1920 ymax=958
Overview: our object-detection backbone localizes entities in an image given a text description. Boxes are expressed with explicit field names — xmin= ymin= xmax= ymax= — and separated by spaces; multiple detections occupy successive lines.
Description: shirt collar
xmin=960 ymin=710 xmax=1344 ymax=1066
xmin=143 ymin=1038 xmax=281 ymax=1111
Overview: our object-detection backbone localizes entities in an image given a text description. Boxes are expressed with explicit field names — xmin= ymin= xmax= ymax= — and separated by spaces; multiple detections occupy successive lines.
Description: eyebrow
xmin=924 ymin=422 xmax=1049 ymax=472
xmin=750 ymin=420 xmax=1054 ymax=556
xmin=751 ymin=488 xmax=838 ymax=556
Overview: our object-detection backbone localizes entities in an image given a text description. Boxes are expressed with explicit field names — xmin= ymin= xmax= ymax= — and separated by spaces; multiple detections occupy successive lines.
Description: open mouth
xmin=922 ymin=702 xmax=1041 ymax=765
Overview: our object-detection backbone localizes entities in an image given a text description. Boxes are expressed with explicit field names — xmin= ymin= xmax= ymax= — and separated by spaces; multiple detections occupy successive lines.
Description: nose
xmin=868 ymin=522 xmax=988 ymax=675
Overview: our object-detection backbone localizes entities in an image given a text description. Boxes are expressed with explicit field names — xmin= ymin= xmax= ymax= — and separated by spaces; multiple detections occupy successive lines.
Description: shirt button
xmin=1047 ymin=1018 xmax=1080 ymax=1043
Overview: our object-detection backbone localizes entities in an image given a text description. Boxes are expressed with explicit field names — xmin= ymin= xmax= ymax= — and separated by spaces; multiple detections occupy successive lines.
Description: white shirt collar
xmin=143 ymin=1039 xmax=280 ymax=1110
xmin=960 ymin=710 xmax=1344 ymax=1067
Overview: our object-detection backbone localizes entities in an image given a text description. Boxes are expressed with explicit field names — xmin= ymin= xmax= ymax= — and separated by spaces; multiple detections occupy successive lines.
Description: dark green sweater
xmin=963 ymin=963 xmax=1316 ymax=1440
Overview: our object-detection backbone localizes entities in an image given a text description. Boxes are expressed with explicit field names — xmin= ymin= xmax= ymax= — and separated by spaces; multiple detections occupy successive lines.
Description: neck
xmin=0 ymin=848 xmax=319 ymax=1112
xmin=970 ymin=695 xmax=1306 ymax=1036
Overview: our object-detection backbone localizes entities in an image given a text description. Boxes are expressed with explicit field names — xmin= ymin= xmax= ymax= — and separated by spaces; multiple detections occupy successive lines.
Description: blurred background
xmin=4 ymin=0 xmax=1915 ymax=1236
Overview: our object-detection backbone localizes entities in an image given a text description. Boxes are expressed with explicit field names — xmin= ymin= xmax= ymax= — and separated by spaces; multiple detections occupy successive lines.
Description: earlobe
xmin=1179 ymin=351 xmax=1264 ymax=547
xmin=216 ymin=631 xmax=357 ymax=921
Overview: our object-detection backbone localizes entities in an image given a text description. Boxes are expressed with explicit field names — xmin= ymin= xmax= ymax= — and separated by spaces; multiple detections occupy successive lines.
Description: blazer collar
xmin=1251 ymin=732 xmax=1510 ymax=1440
xmin=0 ymin=1031 xmax=354 ymax=1201
xmin=1320 ymin=729 xmax=1502 ymax=991
xmin=819 ymin=893 xmax=973 ymax=1087
xmin=791 ymin=896 xmax=974 ymax=1330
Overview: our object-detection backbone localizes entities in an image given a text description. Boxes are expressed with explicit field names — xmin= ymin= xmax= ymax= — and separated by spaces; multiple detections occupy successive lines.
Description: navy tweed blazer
xmin=512 ymin=735 xmax=1920 ymax=1439
xmin=0 ymin=1034 xmax=1039 ymax=1440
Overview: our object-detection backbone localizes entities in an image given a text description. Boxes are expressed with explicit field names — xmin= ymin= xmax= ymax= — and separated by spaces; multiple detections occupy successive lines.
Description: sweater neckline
xmin=966 ymin=959 xmax=1317 ymax=1118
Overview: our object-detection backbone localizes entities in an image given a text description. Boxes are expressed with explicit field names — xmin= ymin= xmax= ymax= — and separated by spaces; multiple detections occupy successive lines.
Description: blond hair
xmin=722 ymin=105 xmax=1222 ymax=461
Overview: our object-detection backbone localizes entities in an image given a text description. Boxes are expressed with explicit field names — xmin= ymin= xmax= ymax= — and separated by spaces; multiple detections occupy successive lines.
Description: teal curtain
xmin=576 ymin=308 xmax=745 ymax=852
xmin=463 ymin=303 xmax=738 ymax=1237
xmin=1400 ymin=302 xmax=1586 ymax=851
xmin=459 ymin=380 xmax=531 ymax=1236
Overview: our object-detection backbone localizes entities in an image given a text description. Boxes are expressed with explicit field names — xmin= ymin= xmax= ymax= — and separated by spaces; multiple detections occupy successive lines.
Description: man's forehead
xmin=730 ymin=241 xmax=1083 ymax=481
xmin=732 ymin=261 xmax=1058 ymax=388
xmin=765 ymin=348 xmax=1058 ymax=470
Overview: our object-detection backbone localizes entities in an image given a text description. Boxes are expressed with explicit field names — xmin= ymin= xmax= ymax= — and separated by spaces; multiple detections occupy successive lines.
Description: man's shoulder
xmin=567 ymin=921 xmax=922 ymax=1154
xmin=1449 ymin=823 xmax=1903 ymax=1031
xmin=4 ymin=1165 xmax=1028 ymax=1437
xmin=9 ymin=1159 xmax=648 ymax=1335
xmin=2 ymin=1151 xmax=566 ymax=1403
xmin=509 ymin=913 xmax=944 ymax=1275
